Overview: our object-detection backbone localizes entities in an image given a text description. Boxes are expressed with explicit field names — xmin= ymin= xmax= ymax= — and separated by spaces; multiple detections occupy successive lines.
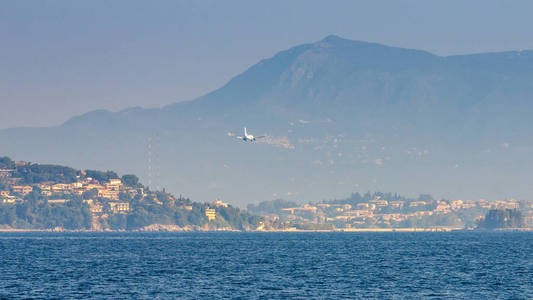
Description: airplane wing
xmin=255 ymin=135 xmax=267 ymax=139
xmin=228 ymin=132 xmax=244 ymax=140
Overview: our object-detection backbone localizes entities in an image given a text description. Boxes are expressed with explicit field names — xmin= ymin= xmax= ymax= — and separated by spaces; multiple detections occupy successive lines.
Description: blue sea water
xmin=0 ymin=232 xmax=531 ymax=299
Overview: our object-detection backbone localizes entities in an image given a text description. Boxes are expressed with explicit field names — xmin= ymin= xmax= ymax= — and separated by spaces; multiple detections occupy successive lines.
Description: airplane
xmin=235 ymin=127 xmax=266 ymax=142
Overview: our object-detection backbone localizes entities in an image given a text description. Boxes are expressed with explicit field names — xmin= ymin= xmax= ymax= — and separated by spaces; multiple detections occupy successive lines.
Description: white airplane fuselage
xmin=243 ymin=128 xmax=255 ymax=141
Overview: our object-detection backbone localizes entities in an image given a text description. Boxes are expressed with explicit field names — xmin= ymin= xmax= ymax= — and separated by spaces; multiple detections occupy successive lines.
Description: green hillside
xmin=0 ymin=156 xmax=261 ymax=231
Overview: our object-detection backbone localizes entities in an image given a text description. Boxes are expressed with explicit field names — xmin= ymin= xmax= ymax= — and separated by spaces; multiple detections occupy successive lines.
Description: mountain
xmin=2 ymin=35 xmax=533 ymax=206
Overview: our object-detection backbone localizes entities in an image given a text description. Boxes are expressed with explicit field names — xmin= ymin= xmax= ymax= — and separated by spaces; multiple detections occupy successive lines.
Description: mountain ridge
xmin=34 ymin=35 xmax=533 ymax=129
xmin=2 ymin=35 xmax=533 ymax=206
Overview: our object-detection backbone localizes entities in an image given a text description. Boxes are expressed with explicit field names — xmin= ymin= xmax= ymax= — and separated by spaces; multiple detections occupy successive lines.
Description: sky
xmin=1 ymin=0 xmax=533 ymax=129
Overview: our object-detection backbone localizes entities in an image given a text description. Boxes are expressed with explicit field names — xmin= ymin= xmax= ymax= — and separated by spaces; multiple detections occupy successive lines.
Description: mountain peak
xmin=3 ymin=36 xmax=533 ymax=205
xmin=320 ymin=34 xmax=345 ymax=43
xmin=315 ymin=36 xmax=415 ymax=56
xmin=316 ymin=34 xmax=360 ymax=48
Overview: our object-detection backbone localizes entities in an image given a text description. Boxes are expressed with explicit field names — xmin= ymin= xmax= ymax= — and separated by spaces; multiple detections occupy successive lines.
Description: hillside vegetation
xmin=0 ymin=156 xmax=261 ymax=231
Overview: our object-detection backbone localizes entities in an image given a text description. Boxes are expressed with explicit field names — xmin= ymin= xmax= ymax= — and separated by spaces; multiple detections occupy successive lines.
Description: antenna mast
xmin=155 ymin=134 xmax=161 ymax=191
xmin=147 ymin=137 xmax=152 ymax=191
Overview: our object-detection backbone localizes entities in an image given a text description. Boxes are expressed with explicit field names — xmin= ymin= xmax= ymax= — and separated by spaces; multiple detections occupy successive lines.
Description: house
xmin=90 ymin=204 xmax=103 ymax=214
xmin=48 ymin=199 xmax=68 ymax=204
xmin=85 ymin=183 xmax=103 ymax=190
xmin=38 ymin=184 xmax=52 ymax=196
xmin=435 ymin=201 xmax=451 ymax=214
xmin=108 ymin=179 xmax=122 ymax=186
xmin=281 ymin=204 xmax=317 ymax=214
xmin=84 ymin=199 xmax=103 ymax=214
xmin=52 ymin=183 xmax=70 ymax=193
xmin=409 ymin=201 xmax=427 ymax=207
xmin=493 ymin=200 xmax=519 ymax=210
xmin=477 ymin=199 xmax=491 ymax=208
xmin=109 ymin=202 xmax=130 ymax=214
xmin=70 ymin=182 xmax=83 ymax=189
xmin=462 ymin=201 xmax=476 ymax=209
xmin=370 ymin=199 xmax=388 ymax=207
xmin=104 ymin=183 xmax=120 ymax=192
xmin=0 ymin=169 xmax=14 ymax=178
xmin=379 ymin=213 xmax=405 ymax=222
xmin=334 ymin=215 xmax=357 ymax=221
xmin=205 ymin=208 xmax=216 ymax=221
xmin=389 ymin=201 xmax=405 ymax=209
xmin=97 ymin=188 xmax=119 ymax=200
xmin=37 ymin=184 xmax=51 ymax=191
xmin=406 ymin=211 xmax=433 ymax=218
xmin=451 ymin=200 xmax=463 ymax=210
xmin=211 ymin=199 xmax=228 ymax=208
xmin=345 ymin=209 xmax=373 ymax=218
xmin=41 ymin=190 xmax=52 ymax=196
xmin=12 ymin=185 xmax=33 ymax=195
xmin=2 ymin=196 xmax=16 ymax=204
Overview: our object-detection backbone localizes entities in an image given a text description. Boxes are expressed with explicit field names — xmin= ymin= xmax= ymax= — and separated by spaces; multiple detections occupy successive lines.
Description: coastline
xmin=1 ymin=227 xmax=531 ymax=233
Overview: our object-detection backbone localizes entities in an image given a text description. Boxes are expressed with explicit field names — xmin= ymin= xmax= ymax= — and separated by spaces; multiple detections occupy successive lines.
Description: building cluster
xmin=0 ymin=166 xmax=137 ymax=216
xmin=263 ymin=196 xmax=532 ymax=228
xmin=204 ymin=199 xmax=230 ymax=221
xmin=1 ymin=163 xmax=236 ymax=229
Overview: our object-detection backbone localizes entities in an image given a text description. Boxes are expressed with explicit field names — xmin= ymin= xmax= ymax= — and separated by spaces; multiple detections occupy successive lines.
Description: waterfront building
xmin=205 ymin=208 xmax=216 ymax=221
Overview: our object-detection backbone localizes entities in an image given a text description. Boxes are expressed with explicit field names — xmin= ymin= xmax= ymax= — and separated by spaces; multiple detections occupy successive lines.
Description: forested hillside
xmin=0 ymin=156 xmax=261 ymax=231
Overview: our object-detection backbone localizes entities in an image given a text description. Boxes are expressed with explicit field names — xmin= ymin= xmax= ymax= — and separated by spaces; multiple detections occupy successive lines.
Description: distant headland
xmin=1 ymin=156 xmax=531 ymax=232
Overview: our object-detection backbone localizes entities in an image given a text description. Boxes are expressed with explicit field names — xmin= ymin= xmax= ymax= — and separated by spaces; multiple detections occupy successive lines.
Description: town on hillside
xmin=0 ymin=157 xmax=260 ymax=231
xmin=2 ymin=156 xmax=531 ymax=231
xmin=248 ymin=193 xmax=533 ymax=231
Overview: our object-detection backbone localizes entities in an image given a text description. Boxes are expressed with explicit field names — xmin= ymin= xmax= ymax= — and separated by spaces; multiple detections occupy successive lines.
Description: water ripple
xmin=0 ymin=232 xmax=531 ymax=299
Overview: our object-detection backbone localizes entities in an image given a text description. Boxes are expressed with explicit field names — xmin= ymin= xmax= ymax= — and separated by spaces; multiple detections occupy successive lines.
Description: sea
xmin=0 ymin=231 xmax=531 ymax=299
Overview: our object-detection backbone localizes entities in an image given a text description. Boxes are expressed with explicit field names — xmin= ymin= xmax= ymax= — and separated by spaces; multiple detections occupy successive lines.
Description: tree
xmin=0 ymin=157 xmax=15 ymax=169
xmin=12 ymin=163 xmax=79 ymax=184
xmin=247 ymin=199 xmax=298 ymax=215
xmin=108 ymin=214 xmax=127 ymax=230
xmin=478 ymin=209 xmax=525 ymax=229
xmin=82 ymin=188 xmax=99 ymax=200
xmin=0 ymin=204 xmax=17 ymax=226
xmin=121 ymin=174 xmax=139 ymax=187
xmin=84 ymin=170 xmax=119 ymax=182
xmin=119 ymin=192 xmax=132 ymax=202
xmin=24 ymin=188 xmax=44 ymax=206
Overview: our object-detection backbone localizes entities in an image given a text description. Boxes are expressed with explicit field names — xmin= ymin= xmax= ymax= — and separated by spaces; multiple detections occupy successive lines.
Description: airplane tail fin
xmin=244 ymin=127 xmax=248 ymax=136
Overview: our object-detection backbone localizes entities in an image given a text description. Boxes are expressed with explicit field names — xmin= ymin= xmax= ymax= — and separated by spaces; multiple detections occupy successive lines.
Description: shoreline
xmin=0 ymin=227 xmax=531 ymax=233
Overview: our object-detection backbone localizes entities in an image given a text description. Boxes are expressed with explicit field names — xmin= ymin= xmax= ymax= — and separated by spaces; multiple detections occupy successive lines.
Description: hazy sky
xmin=2 ymin=0 xmax=533 ymax=129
